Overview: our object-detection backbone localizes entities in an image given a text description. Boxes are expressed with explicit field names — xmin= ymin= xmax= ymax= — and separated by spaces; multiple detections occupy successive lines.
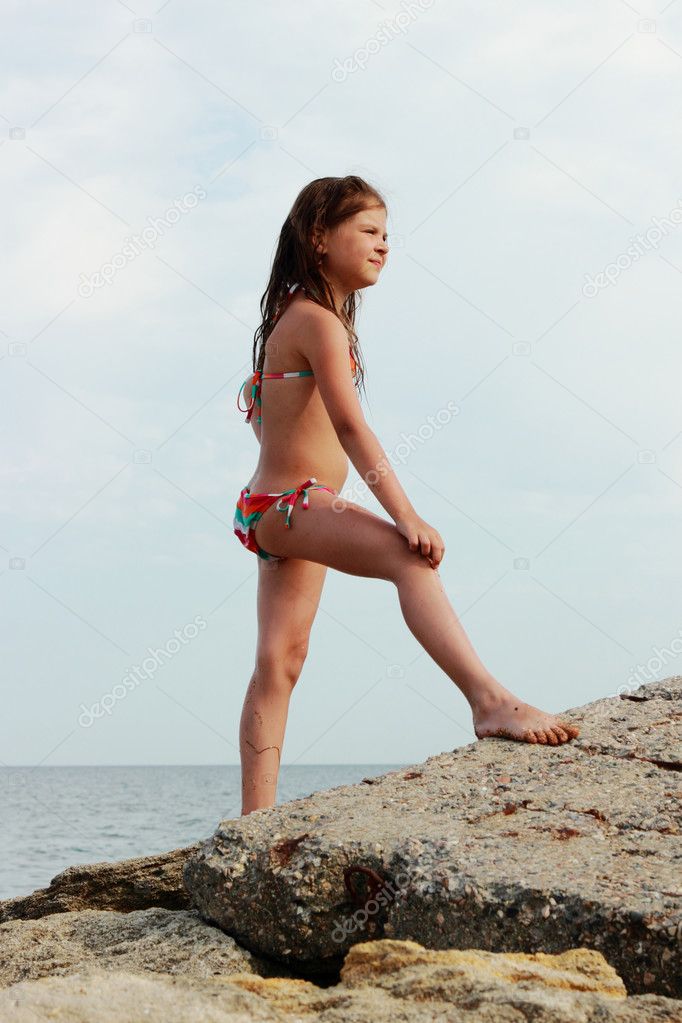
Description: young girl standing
xmin=234 ymin=175 xmax=579 ymax=815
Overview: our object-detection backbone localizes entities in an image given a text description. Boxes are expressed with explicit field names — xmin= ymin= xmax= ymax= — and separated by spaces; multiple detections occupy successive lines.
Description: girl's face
xmin=316 ymin=206 xmax=389 ymax=296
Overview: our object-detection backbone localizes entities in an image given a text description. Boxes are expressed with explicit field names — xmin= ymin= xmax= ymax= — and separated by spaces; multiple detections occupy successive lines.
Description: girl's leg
xmin=240 ymin=556 xmax=328 ymax=815
xmin=254 ymin=493 xmax=580 ymax=745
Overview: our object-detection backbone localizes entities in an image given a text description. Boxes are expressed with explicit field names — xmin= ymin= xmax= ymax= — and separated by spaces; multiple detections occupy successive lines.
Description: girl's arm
xmin=297 ymin=309 xmax=416 ymax=523
xmin=298 ymin=308 xmax=445 ymax=566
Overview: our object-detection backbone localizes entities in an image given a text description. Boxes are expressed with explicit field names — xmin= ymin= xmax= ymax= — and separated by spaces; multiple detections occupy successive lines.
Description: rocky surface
xmin=184 ymin=677 xmax=682 ymax=996
xmin=0 ymin=938 xmax=680 ymax=1022
xmin=0 ymin=907 xmax=284 ymax=988
xmin=2 ymin=678 xmax=680 ymax=1019
xmin=0 ymin=843 xmax=200 ymax=923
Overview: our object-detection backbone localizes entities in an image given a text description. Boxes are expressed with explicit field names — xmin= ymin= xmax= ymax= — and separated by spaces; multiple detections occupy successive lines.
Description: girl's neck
xmin=281 ymin=280 xmax=345 ymax=318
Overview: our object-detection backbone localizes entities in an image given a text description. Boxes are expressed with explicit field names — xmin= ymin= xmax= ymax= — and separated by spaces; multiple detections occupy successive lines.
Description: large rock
xmin=0 ymin=843 xmax=201 ymax=923
xmin=184 ymin=677 xmax=682 ymax=996
xmin=0 ymin=907 xmax=284 ymax=988
xmin=0 ymin=970 xmax=280 ymax=1023
xmin=0 ymin=938 xmax=680 ymax=1022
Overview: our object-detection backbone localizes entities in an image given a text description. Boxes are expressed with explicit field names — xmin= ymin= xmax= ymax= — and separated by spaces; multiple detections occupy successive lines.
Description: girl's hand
xmin=395 ymin=515 xmax=445 ymax=568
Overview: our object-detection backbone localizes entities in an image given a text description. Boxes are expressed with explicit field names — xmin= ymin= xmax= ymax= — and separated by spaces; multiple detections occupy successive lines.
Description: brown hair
xmin=250 ymin=175 xmax=388 ymax=404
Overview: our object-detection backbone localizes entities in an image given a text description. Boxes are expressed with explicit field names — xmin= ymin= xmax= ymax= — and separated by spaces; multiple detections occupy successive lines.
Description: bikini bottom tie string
xmin=276 ymin=477 xmax=318 ymax=529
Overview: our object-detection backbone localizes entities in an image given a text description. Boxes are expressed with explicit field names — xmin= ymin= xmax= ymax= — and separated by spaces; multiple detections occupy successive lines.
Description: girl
xmin=234 ymin=176 xmax=579 ymax=815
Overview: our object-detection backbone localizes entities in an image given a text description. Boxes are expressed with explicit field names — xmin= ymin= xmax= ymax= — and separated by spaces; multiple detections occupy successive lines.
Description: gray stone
xmin=0 ymin=938 xmax=680 ymax=1022
xmin=0 ymin=970 xmax=279 ymax=1023
xmin=184 ymin=677 xmax=682 ymax=996
xmin=0 ymin=906 xmax=283 ymax=988
xmin=0 ymin=843 xmax=201 ymax=923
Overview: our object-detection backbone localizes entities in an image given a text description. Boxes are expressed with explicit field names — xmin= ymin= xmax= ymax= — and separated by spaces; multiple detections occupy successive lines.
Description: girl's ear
xmin=311 ymin=227 xmax=327 ymax=258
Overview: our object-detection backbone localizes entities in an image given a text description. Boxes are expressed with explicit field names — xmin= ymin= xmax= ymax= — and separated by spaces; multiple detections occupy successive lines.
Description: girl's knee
xmin=392 ymin=551 xmax=437 ymax=586
xmin=255 ymin=638 xmax=309 ymax=687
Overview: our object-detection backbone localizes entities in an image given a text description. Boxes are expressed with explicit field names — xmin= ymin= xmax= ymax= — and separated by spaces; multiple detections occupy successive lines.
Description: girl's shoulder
xmin=264 ymin=296 xmax=320 ymax=373
xmin=272 ymin=290 xmax=339 ymax=350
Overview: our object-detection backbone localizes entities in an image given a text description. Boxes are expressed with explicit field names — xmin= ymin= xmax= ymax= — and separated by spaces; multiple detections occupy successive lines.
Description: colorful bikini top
xmin=237 ymin=283 xmax=357 ymax=425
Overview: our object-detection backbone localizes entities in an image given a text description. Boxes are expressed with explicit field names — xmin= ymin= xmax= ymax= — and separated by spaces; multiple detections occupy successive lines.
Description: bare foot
xmin=473 ymin=695 xmax=580 ymax=745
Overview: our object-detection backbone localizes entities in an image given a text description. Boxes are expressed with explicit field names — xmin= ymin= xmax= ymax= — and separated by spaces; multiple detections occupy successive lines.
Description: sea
xmin=0 ymin=764 xmax=405 ymax=901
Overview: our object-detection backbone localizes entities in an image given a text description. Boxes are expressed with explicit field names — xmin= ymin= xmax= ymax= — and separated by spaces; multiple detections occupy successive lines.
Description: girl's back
xmin=244 ymin=291 xmax=351 ymax=494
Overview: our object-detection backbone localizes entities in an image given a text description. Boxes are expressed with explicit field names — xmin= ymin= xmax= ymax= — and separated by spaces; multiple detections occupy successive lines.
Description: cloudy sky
xmin=2 ymin=0 xmax=681 ymax=774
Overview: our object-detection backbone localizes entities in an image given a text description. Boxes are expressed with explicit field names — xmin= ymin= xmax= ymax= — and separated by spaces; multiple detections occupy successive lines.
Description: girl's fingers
xmin=429 ymin=542 xmax=444 ymax=568
xmin=404 ymin=529 xmax=444 ymax=567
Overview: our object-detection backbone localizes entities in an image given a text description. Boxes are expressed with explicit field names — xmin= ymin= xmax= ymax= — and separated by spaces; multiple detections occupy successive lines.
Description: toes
xmin=561 ymin=722 xmax=580 ymax=739
xmin=546 ymin=728 xmax=559 ymax=746
xmin=524 ymin=730 xmax=538 ymax=743
xmin=535 ymin=729 xmax=548 ymax=744
xmin=553 ymin=726 xmax=569 ymax=742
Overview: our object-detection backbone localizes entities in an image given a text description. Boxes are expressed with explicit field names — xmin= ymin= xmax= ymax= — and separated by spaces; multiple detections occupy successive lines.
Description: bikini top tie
xmin=237 ymin=283 xmax=357 ymax=425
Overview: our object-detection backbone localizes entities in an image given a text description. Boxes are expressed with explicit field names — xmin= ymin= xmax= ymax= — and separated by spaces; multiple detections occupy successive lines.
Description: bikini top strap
xmin=237 ymin=370 xmax=262 ymax=423
xmin=272 ymin=282 xmax=304 ymax=325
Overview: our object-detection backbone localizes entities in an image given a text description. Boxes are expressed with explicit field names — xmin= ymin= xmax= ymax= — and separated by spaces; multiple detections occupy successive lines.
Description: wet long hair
xmin=250 ymin=175 xmax=388 ymax=405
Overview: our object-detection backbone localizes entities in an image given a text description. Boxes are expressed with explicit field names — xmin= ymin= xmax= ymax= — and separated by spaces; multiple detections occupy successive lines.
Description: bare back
xmin=245 ymin=292 xmax=351 ymax=492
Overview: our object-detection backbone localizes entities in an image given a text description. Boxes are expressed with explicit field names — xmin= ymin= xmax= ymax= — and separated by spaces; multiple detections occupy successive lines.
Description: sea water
xmin=0 ymin=763 xmax=405 ymax=900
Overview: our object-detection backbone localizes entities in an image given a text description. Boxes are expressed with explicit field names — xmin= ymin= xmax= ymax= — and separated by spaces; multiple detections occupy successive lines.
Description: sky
xmin=1 ymin=0 xmax=682 ymax=769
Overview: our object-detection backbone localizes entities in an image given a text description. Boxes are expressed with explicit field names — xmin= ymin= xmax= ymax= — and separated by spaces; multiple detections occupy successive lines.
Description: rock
xmin=0 ymin=843 xmax=200 ymax=923
xmin=184 ymin=677 xmax=682 ymax=996
xmin=0 ymin=970 xmax=281 ymax=1023
xmin=0 ymin=938 xmax=680 ymax=1021
xmin=340 ymin=938 xmax=628 ymax=996
xmin=0 ymin=907 xmax=284 ymax=989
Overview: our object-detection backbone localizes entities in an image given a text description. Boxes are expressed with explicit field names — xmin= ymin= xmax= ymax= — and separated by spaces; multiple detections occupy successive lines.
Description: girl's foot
xmin=472 ymin=695 xmax=580 ymax=745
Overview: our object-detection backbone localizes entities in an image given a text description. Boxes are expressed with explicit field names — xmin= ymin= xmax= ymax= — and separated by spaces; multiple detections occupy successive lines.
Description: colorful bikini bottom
xmin=233 ymin=476 xmax=337 ymax=561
